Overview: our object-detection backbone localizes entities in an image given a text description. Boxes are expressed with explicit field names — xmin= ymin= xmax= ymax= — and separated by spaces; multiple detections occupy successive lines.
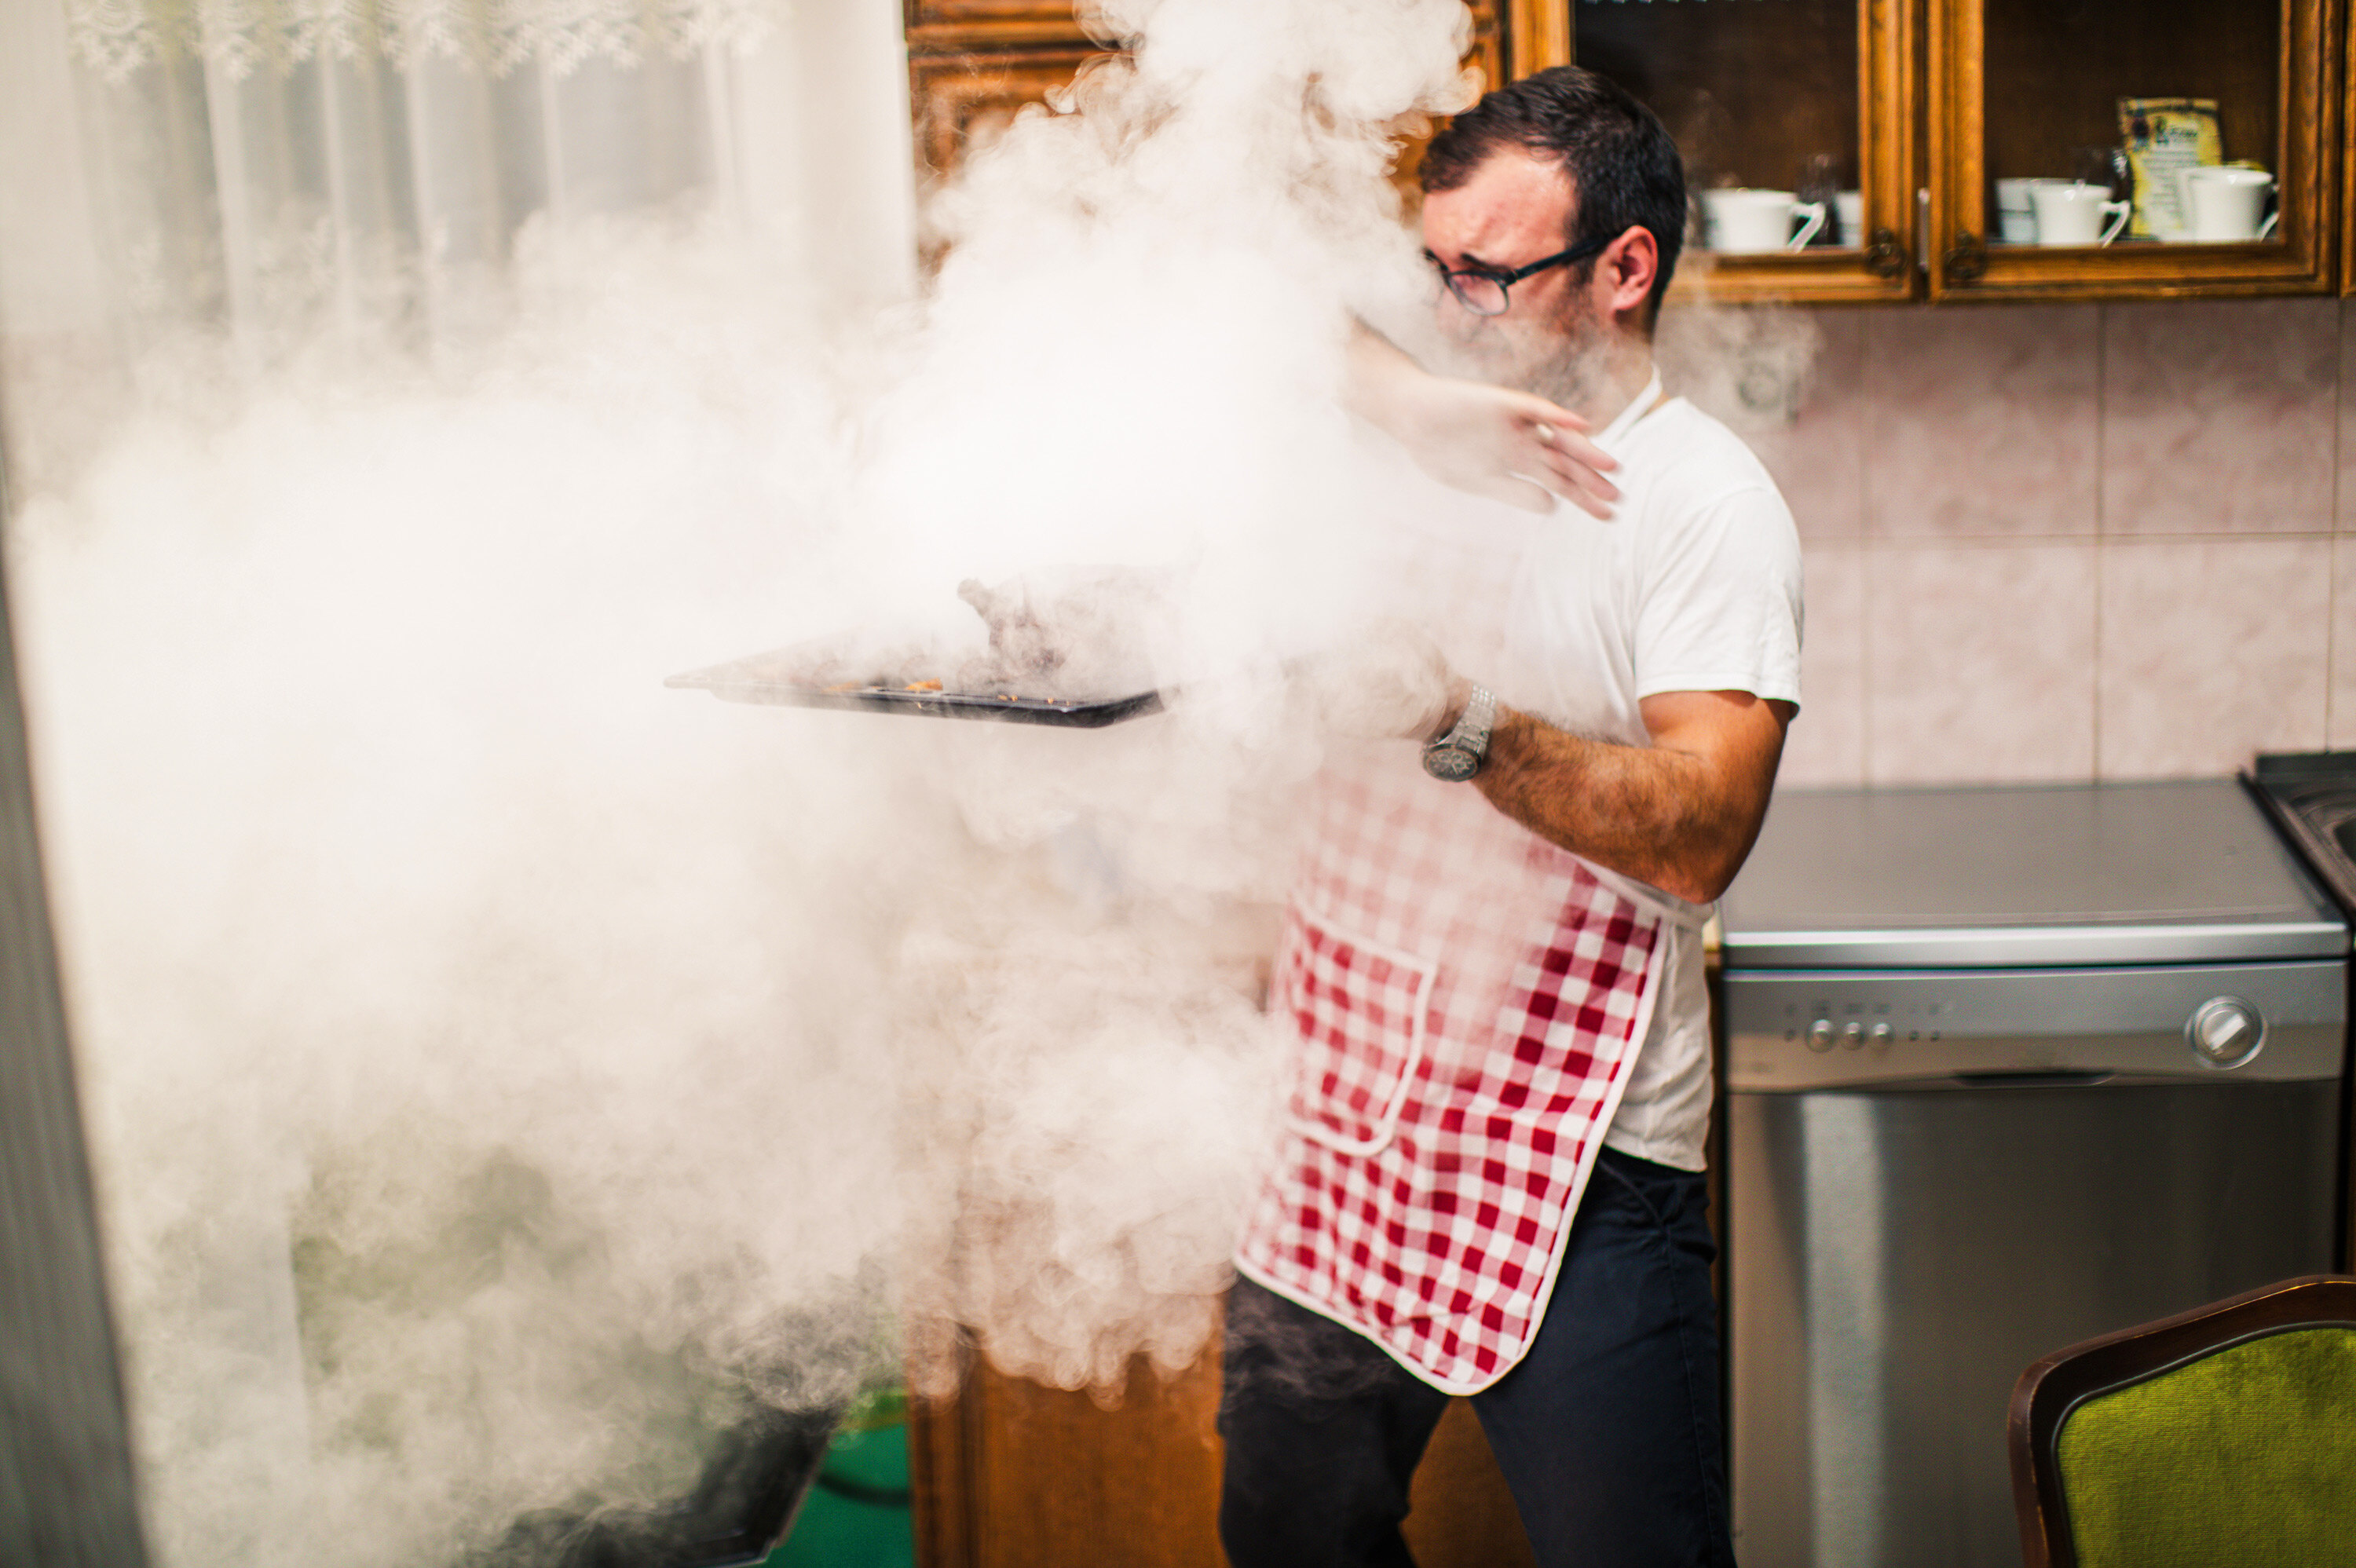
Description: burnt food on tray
xmin=665 ymin=568 xmax=1168 ymax=726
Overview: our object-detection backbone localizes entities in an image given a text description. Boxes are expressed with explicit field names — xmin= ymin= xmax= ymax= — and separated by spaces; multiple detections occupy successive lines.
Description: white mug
xmin=1703 ymin=188 xmax=1828 ymax=254
xmin=1994 ymin=177 xmax=2040 ymax=243
xmin=1994 ymin=177 xmax=2068 ymax=244
xmin=1835 ymin=189 xmax=1865 ymax=247
xmin=2177 ymin=166 xmax=2277 ymax=242
xmin=2031 ymin=181 xmax=2131 ymax=247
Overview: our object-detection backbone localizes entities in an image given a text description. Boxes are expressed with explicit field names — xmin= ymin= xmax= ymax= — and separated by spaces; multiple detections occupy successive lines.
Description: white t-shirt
xmin=1392 ymin=374 xmax=1805 ymax=1171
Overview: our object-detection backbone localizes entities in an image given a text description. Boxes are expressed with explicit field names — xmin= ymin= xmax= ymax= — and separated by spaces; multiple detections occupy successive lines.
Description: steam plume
xmin=10 ymin=2 xmax=1498 ymax=1563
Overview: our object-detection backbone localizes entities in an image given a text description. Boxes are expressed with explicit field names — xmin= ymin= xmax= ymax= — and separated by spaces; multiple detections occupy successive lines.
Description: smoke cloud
xmin=5 ymin=1 xmax=1515 ymax=1563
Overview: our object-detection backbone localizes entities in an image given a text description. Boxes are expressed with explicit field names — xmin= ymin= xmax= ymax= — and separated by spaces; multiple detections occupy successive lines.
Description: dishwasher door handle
xmin=1949 ymin=1069 xmax=2117 ymax=1088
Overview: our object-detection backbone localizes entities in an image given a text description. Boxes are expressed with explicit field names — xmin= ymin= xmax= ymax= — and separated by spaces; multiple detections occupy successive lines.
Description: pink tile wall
xmin=2340 ymin=308 xmax=2356 ymax=533
xmin=1751 ymin=313 xmax=1864 ymax=541
xmin=2332 ymin=536 xmax=2356 ymax=747
xmin=1783 ymin=543 xmax=1864 ymax=785
xmin=2102 ymin=300 xmax=2336 ymax=535
xmin=1860 ymin=305 xmax=2100 ymax=539
xmin=1865 ymin=543 xmax=2098 ymax=783
xmin=1734 ymin=297 xmax=2354 ymax=786
xmin=2098 ymin=539 xmax=2331 ymax=776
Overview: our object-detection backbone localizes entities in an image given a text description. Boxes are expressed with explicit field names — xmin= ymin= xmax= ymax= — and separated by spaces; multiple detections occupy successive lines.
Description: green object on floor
xmin=765 ymin=1387 xmax=914 ymax=1568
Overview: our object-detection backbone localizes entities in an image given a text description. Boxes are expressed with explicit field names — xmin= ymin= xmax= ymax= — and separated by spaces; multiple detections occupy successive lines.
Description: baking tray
xmin=665 ymin=656 xmax=1165 ymax=729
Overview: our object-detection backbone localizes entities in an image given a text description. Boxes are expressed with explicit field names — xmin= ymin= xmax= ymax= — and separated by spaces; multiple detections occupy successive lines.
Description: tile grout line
xmin=2091 ymin=302 xmax=2106 ymax=782
xmin=1857 ymin=308 xmax=1876 ymax=788
xmin=1875 ymin=529 xmax=2340 ymax=545
xmin=2330 ymin=299 xmax=2343 ymax=749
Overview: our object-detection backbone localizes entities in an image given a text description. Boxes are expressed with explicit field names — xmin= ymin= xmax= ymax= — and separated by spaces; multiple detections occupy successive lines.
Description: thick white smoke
xmin=9 ymin=2 xmax=1489 ymax=1564
xmin=18 ymin=221 xmax=947 ymax=1567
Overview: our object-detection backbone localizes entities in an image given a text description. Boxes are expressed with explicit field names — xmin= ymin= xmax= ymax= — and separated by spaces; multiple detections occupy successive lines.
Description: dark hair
xmin=1421 ymin=67 xmax=1686 ymax=326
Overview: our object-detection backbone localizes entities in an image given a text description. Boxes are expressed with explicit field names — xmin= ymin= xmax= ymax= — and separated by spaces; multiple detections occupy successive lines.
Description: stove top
xmin=1721 ymin=780 xmax=2348 ymax=969
xmin=2248 ymin=752 xmax=2356 ymax=916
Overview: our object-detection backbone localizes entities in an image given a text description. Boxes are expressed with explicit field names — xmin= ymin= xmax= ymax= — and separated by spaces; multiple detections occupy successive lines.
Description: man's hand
xmin=1464 ymin=689 xmax=1793 ymax=905
xmin=1346 ymin=325 xmax=1620 ymax=519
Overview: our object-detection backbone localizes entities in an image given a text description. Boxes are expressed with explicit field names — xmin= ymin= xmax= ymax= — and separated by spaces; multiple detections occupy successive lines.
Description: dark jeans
xmin=1217 ymin=1146 xmax=1734 ymax=1568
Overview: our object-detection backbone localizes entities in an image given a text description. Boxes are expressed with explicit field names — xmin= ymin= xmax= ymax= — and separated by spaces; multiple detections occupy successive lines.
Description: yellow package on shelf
xmin=2119 ymin=97 xmax=2222 ymax=241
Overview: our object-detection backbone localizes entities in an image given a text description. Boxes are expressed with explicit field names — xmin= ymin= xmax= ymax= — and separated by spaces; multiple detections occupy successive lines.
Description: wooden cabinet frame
xmin=909 ymin=42 xmax=1100 ymax=178
xmin=2343 ymin=0 xmax=2356 ymax=292
xmin=912 ymin=1 xmax=2354 ymax=305
xmin=1930 ymin=0 xmax=2343 ymax=301
xmin=1505 ymin=0 xmax=1921 ymax=305
xmin=905 ymin=2 xmax=1103 ymax=183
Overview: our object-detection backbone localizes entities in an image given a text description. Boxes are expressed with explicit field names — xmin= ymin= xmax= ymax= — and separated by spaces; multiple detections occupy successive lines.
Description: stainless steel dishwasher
xmin=1718 ymin=780 xmax=2348 ymax=1568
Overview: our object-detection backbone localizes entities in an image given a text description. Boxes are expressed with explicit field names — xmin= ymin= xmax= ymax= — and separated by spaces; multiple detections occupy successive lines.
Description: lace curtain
xmin=7 ymin=0 xmax=915 ymax=389
xmin=65 ymin=0 xmax=784 ymax=82
xmin=0 ymin=0 xmax=915 ymax=487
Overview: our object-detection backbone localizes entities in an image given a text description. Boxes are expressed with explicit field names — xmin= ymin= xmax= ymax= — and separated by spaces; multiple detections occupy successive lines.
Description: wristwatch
xmin=1421 ymin=686 xmax=1495 ymax=782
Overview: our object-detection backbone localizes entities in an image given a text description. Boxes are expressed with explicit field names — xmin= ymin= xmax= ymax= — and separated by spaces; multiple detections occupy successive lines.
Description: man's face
xmin=1419 ymin=148 xmax=1609 ymax=404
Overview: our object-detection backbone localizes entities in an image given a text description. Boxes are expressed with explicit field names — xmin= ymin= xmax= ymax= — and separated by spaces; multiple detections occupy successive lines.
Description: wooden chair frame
xmin=2008 ymin=1274 xmax=2356 ymax=1568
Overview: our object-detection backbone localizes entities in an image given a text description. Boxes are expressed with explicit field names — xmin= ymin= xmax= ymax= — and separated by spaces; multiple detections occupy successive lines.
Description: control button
xmin=1841 ymin=1022 xmax=1865 ymax=1050
xmin=2186 ymin=996 xmax=2265 ymax=1069
xmin=1868 ymin=1022 xmax=1895 ymax=1047
xmin=1807 ymin=1019 xmax=1836 ymax=1053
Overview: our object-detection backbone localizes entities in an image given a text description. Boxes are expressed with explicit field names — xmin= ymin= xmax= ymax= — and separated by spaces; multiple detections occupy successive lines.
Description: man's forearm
xmin=1471 ymin=704 xmax=1776 ymax=905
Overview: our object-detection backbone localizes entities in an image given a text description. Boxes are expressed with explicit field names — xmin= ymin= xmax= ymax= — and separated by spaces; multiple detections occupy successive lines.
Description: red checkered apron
xmin=1234 ymin=749 xmax=1674 ymax=1393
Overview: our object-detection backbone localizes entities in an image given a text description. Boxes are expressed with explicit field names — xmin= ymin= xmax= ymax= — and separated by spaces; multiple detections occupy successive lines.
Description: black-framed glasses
xmin=1427 ymin=232 xmax=1614 ymax=317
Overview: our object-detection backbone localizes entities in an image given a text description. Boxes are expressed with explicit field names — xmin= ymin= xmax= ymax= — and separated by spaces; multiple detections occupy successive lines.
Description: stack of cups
xmin=1835 ymin=190 xmax=1865 ymax=247
xmin=1994 ymin=178 xmax=2046 ymax=244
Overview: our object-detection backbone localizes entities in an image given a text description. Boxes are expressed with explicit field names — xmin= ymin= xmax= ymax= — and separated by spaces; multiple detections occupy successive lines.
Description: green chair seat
xmin=2013 ymin=1278 xmax=2356 ymax=1568
xmin=2054 ymin=1325 xmax=2356 ymax=1568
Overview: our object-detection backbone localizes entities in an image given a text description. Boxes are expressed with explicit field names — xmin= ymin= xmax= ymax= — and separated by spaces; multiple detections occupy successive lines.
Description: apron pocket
xmin=1277 ymin=904 xmax=1436 ymax=1157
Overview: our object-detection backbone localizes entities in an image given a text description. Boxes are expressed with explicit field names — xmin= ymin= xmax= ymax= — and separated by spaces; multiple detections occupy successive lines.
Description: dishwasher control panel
xmin=1723 ymin=960 xmax=2344 ymax=1090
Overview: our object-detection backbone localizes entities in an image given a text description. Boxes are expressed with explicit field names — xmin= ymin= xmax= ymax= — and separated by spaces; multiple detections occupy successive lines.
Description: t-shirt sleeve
xmin=1631 ymin=482 xmax=1805 ymax=707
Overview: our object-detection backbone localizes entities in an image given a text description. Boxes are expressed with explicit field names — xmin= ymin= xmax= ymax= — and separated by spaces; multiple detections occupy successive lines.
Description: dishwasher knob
xmin=1807 ymin=1019 xmax=1836 ymax=1052
xmin=1841 ymin=1022 xmax=1866 ymax=1049
xmin=2187 ymin=996 xmax=2265 ymax=1069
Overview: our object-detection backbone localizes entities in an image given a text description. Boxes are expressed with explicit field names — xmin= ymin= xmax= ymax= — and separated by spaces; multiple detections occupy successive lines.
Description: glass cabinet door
xmin=1930 ymin=0 xmax=2340 ymax=300
xmin=1507 ymin=0 xmax=1919 ymax=304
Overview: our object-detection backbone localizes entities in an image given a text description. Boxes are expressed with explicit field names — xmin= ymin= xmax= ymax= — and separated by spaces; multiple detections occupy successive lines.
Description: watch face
xmin=1422 ymin=744 xmax=1480 ymax=783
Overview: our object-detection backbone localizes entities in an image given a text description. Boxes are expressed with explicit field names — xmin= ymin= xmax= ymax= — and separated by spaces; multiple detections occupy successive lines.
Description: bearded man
xmin=1218 ymin=67 xmax=1802 ymax=1568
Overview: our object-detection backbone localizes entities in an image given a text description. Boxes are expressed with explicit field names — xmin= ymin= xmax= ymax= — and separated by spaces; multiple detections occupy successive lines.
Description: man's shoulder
xmin=1622 ymin=397 xmax=1780 ymax=507
xmin=1608 ymin=400 xmax=1803 ymax=602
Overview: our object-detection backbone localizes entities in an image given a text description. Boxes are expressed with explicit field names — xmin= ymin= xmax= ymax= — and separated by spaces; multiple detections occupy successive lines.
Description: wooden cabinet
xmin=1928 ymin=0 xmax=2343 ymax=300
xmin=906 ymin=1347 xmax=1227 ymax=1568
xmin=906 ymin=1326 xmax=1540 ymax=1568
xmin=905 ymin=1 xmax=1502 ymax=184
xmin=911 ymin=1 xmax=2349 ymax=305
xmin=1517 ymin=0 xmax=2343 ymax=305
xmin=1517 ymin=0 xmax=1920 ymax=305
xmin=905 ymin=3 xmax=1099 ymax=181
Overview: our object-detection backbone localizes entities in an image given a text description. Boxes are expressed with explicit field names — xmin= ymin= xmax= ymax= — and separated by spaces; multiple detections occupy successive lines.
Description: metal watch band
xmin=1459 ymin=685 xmax=1496 ymax=754
xmin=1421 ymin=685 xmax=1496 ymax=781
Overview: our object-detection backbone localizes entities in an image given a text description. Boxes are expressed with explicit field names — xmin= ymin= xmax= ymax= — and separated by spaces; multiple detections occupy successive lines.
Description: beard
xmin=1435 ymin=276 xmax=1612 ymax=407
